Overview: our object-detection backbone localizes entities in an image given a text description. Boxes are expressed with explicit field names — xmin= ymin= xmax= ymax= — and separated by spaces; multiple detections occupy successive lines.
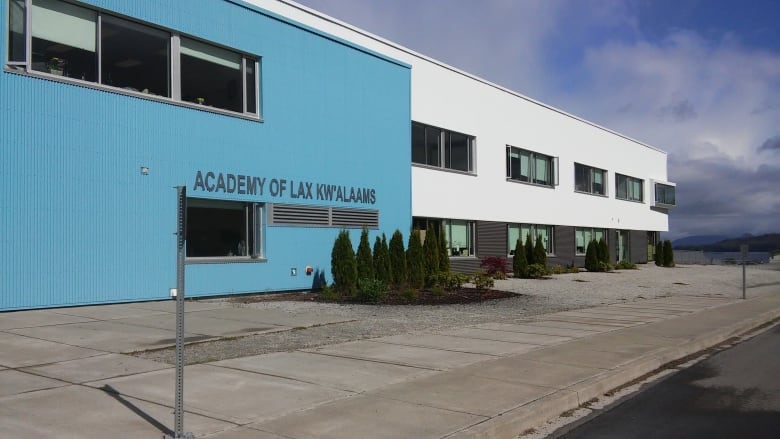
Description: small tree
xmin=438 ymin=225 xmax=450 ymax=273
xmin=534 ymin=234 xmax=548 ymax=272
xmin=512 ymin=238 xmax=528 ymax=278
xmin=663 ymin=240 xmax=675 ymax=267
xmin=389 ymin=230 xmax=407 ymax=287
xmin=598 ymin=237 xmax=610 ymax=265
xmin=356 ymin=228 xmax=374 ymax=281
xmin=584 ymin=239 xmax=600 ymax=272
xmin=654 ymin=242 xmax=664 ymax=266
xmin=407 ymin=229 xmax=425 ymax=288
xmin=331 ymin=229 xmax=357 ymax=295
xmin=423 ymin=224 xmax=440 ymax=283
xmin=524 ymin=233 xmax=535 ymax=265
xmin=373 ymin=235 xmax=391 ymax=284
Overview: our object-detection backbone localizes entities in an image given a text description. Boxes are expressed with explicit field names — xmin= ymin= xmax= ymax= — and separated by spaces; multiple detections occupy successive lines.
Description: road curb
xmin=445 ymin=302 xmax=780 ymax=438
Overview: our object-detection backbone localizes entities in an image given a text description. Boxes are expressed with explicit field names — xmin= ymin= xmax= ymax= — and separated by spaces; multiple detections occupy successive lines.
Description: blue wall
xmin=0 ymin=0 xmax=411 ymax=310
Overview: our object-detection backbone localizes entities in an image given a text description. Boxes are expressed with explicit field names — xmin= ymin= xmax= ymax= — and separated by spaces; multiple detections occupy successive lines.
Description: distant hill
xmin=675 ymin=233 xmax=780 ymax=252
xmin=672 ymin=235 xmax=729 ymax=248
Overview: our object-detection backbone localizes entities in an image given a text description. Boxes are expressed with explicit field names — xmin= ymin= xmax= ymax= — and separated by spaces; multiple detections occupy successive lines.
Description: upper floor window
xmin=575 ymin=227 xmax=605 ymax=255
xmin=508 ymin=224 xmax=554 ymax=255
xmin=8 ymin=0 xmax=259 ymax=117
xmin=574 ymin=163 xmax=606 ymax=196
xmin=506 ymin=146 xmax=556 ymax=187
xmin=654 ymin=183 xmax=676 ymax=207
xmin=412 ymin=122 xmax=475 ymax=173
xmin=616 ymin=173 xmax=643 ymax=202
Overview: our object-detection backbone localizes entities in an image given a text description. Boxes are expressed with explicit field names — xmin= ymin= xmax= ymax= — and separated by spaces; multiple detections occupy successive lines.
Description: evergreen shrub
xmin=663 ymin=240 xmax=675 ymax=267
xmin=513 ymin=238 xmax=529 ymax=278
xmin=389 ymin=230 xmax=407 ymax=287
xmin=330 ymin=230 xmax=357 ymax=295
xmin=407 ymin=229 xmax=425 ymax=288
xmin=356 ymin=228 xmax=374 ymax=281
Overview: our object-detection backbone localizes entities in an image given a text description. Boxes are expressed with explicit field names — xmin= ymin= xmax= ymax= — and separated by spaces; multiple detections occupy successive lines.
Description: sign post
xmin=740 ymin=244 xmax=748 ymax=300
xmin=166 ymin=186 xmax=193 ymax=439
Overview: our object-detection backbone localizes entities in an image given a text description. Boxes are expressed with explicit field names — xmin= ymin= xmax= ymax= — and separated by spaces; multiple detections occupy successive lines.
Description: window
xmin=575 ymin=227 xmax=605 ymax=255
xmin=508 ymin=224 xmax=554 ymax=255
xmin=654 ymin=183 xmax=676 ymax=207
xmin=506 ymin=146 xmax=555 ymax=187
xmin=186 ymin=199 xmax=263 ymax=260
xmin=9 ymin=0 xmax=259 ymax=117
xmin=616 ymin=174 xmax=643 ymax=202
xmin=574 ymin=163 xmax=606 ymax=196
xmin=411 ymin=122 xmax=474 ymax=173
xmin=413 ymin=217 xmax=475 ymax=257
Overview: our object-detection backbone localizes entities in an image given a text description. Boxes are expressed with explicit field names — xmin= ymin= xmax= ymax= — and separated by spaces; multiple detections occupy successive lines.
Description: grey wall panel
xmin=450 ymin=258 xmax=481 ymax=274
xmin=476 ymin=221 xmax=508 ymax=257
xmin=554 ymin=225 xmax=576 ymax=266
xmin=630 ymin=230 xmax=648 ymax=263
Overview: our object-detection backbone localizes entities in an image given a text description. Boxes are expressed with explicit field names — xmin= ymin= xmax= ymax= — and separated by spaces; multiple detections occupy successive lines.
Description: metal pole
xmin=742 ymin=260 xmax=746 ymax=300
xmin=166 ymin=186 xmax=193 ymax=439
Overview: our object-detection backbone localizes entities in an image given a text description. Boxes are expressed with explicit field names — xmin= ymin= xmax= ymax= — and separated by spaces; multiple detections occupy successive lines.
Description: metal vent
xmin=332 ymin=207 xmax=379 ymax=229
xmin=269 ymin=204 xmax=329 ymax=226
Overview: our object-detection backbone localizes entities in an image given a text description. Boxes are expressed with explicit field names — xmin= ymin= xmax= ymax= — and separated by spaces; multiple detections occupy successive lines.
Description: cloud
xmin=658 ymin=99 xmax=697 ymax=122
xmin=758 ymin=135 xmax=780 ymax=152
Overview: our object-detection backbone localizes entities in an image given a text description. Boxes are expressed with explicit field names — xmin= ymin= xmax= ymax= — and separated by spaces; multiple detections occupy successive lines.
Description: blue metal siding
xmin=0 ymin=0 xmax=411 ymax=310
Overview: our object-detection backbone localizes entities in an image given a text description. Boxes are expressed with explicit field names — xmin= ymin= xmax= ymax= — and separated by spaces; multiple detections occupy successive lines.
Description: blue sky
xmin=295 ymin=0 xmax=780 ymax=240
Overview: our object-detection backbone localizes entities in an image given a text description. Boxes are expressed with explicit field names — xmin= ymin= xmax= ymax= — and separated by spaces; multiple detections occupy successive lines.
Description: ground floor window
xmin=412 ymin=217 xmax=475 ymax=257
xmin=575 ymin=227 xmax=605 ymax=255
xmin=186 ymin=198 xmax=263 ymax=260
xmin=508 ymin=224 xmax=554 ymax=255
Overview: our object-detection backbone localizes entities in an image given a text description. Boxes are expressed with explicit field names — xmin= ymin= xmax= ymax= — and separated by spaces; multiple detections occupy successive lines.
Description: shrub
xmin=356 ymin=228 xmax=374 ymax=281
xmin=373 ymin=234 xmax=391 ymax=285
xmin=615 ymin=260 xmax=637 ymax=270
xmin=389 ymin=230 xmax=407 ymax=287
xmin=473 ymin=270 xmax=495 ymax=290
xmin=433 ymin=271 xmax=468 ymax=290
xmin=320 ymin=284 xmax=339 ymax=301
xmin=423 ymin=224 xmax=440 ymax=285
xmin=527 ymin=263 xmax=548 ymax=279
xmin=584 ymin=240 xmax=601 ymax=272
xmin=534 ymin=235 xmax=548 ymax=271
xmin=598 ymin=237 xmax=610 ymax=265
xmin=400 ymin=287 xmax=418 ymax=302
xmin=407 ymin=229 xmax=425 ymax=288
xmin=512 ymin=238 xmax=529 ymax=278
xmin=430 ymin=285 xmax=445 ymax=296
xmin=438 ymin=225 xmax=450 ymax=273
xmin=524 ymin=233 xmax=535 ymax=265
xmin=480 ymin=256 xmax=508 ymax=279
xmin=654 ymin=242 xmax=664 ymax=266
xmin=356 ymin=278 xmax=387 ymax=303
xmin=331 ymin=229 xmax=357 ymax=295
xmin=549 ymin=264 xmax=579 ymax=275
xmin=663 ymin=240 xmax=675 ymax=267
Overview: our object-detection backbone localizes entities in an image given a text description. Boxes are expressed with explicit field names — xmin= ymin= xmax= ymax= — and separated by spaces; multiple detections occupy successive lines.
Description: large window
xmin=616 ymin=174 xmax=643 ymax=202
xmin=412 ymin=122 xmax=475 ymax=173
xmin=508 ymin=224 xmax=554 ymax=255
xmin=186 ymin=199 xmax=263 ymax=260
xmin=506 ymin=146 xmax=555 ymax=187
xmin=574 ymin=163 xmax=606 ymax=196
xmin=9 ymin=0 xmax=259 ymax=117
xmin=575 ymin=227 xmax=605 ymax=255
xmin=413 ymin=217 xmax=475 ymax=257
xmin=654 ymin=183 xmax=676 ymax=207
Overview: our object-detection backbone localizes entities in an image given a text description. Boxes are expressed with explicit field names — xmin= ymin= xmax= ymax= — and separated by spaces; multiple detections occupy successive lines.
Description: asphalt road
xmin=556 ymin=323 xmax=780 ymax=439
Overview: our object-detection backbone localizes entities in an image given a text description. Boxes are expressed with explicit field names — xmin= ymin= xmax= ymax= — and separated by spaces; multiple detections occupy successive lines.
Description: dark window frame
xmin=506 ymin=145 xmax=556 ymax=187
xmin=615 ymin=173 xmax=644 ymax=202
xmin=412 ymin=121 xmax=475 ymax=173
xmin=574 ymin=162 xmax=607 ymax=196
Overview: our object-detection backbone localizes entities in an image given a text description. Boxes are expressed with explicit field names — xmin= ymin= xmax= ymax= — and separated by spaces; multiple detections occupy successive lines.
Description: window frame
xmin=507 ymin=223 xmax=555 ymax=256
xmin=615 ymin=173 xmax=644 ymax=202
xmin=575 ymin=227 xmax=606 ymax=256
xmin=506 ymin=145 xmax=557 ymax=188
xmin=574 ymin=162 xmax=607 ymax=196
xmin=654 ymin=182 xmax=676 ymax=207
xmin=185 ymin=198 xmax=265 ymax=264
xmin=411 ymin=121 xmax=476 ymax=174
xmin=6 ymin=0 xmax=261 ymax=120
xmin=443 ymin=219 xmax=475 ymax=257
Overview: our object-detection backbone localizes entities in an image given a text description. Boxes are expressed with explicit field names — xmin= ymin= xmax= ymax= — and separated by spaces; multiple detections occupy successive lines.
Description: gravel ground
xmin=134 ymin=263 xmax=780 ymax=365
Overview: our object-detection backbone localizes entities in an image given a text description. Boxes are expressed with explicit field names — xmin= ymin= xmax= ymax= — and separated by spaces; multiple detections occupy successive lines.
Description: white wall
xmin=252 ymin=0 xmax=672 ymax=232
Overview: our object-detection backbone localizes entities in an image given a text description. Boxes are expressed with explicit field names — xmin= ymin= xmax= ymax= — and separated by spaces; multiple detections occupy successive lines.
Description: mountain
xmin=672 ymin=235 xmax=730 ymax=248
xmin=675 ymin=233 xmax=780 ymax=252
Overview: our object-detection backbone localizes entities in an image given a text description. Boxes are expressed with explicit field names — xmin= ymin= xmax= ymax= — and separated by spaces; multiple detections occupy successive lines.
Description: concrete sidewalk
xmin=1 ymin=293 xmax=779 ymax=438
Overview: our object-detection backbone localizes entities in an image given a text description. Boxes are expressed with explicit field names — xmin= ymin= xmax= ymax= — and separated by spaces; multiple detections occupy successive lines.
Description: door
xmin=616 ymin=230 xmax=630 ymax=262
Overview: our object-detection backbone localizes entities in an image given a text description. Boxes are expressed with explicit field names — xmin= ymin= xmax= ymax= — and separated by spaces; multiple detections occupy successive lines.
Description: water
xmin=703 ymin=251 xmax=770 ymax=264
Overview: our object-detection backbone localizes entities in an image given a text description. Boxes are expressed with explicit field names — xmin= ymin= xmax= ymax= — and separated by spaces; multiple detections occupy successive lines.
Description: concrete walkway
xmin=1 ymin=294 xmax=779 ymax=438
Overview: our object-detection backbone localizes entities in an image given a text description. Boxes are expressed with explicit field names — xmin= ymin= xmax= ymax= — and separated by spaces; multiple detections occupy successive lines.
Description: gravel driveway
xmin=134 ymin=263 xmax=780 ymax=365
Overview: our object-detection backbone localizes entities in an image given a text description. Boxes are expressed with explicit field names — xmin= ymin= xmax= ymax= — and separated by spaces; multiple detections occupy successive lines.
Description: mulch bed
xmin=228 ymin=288 xmax=517 ymax=305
